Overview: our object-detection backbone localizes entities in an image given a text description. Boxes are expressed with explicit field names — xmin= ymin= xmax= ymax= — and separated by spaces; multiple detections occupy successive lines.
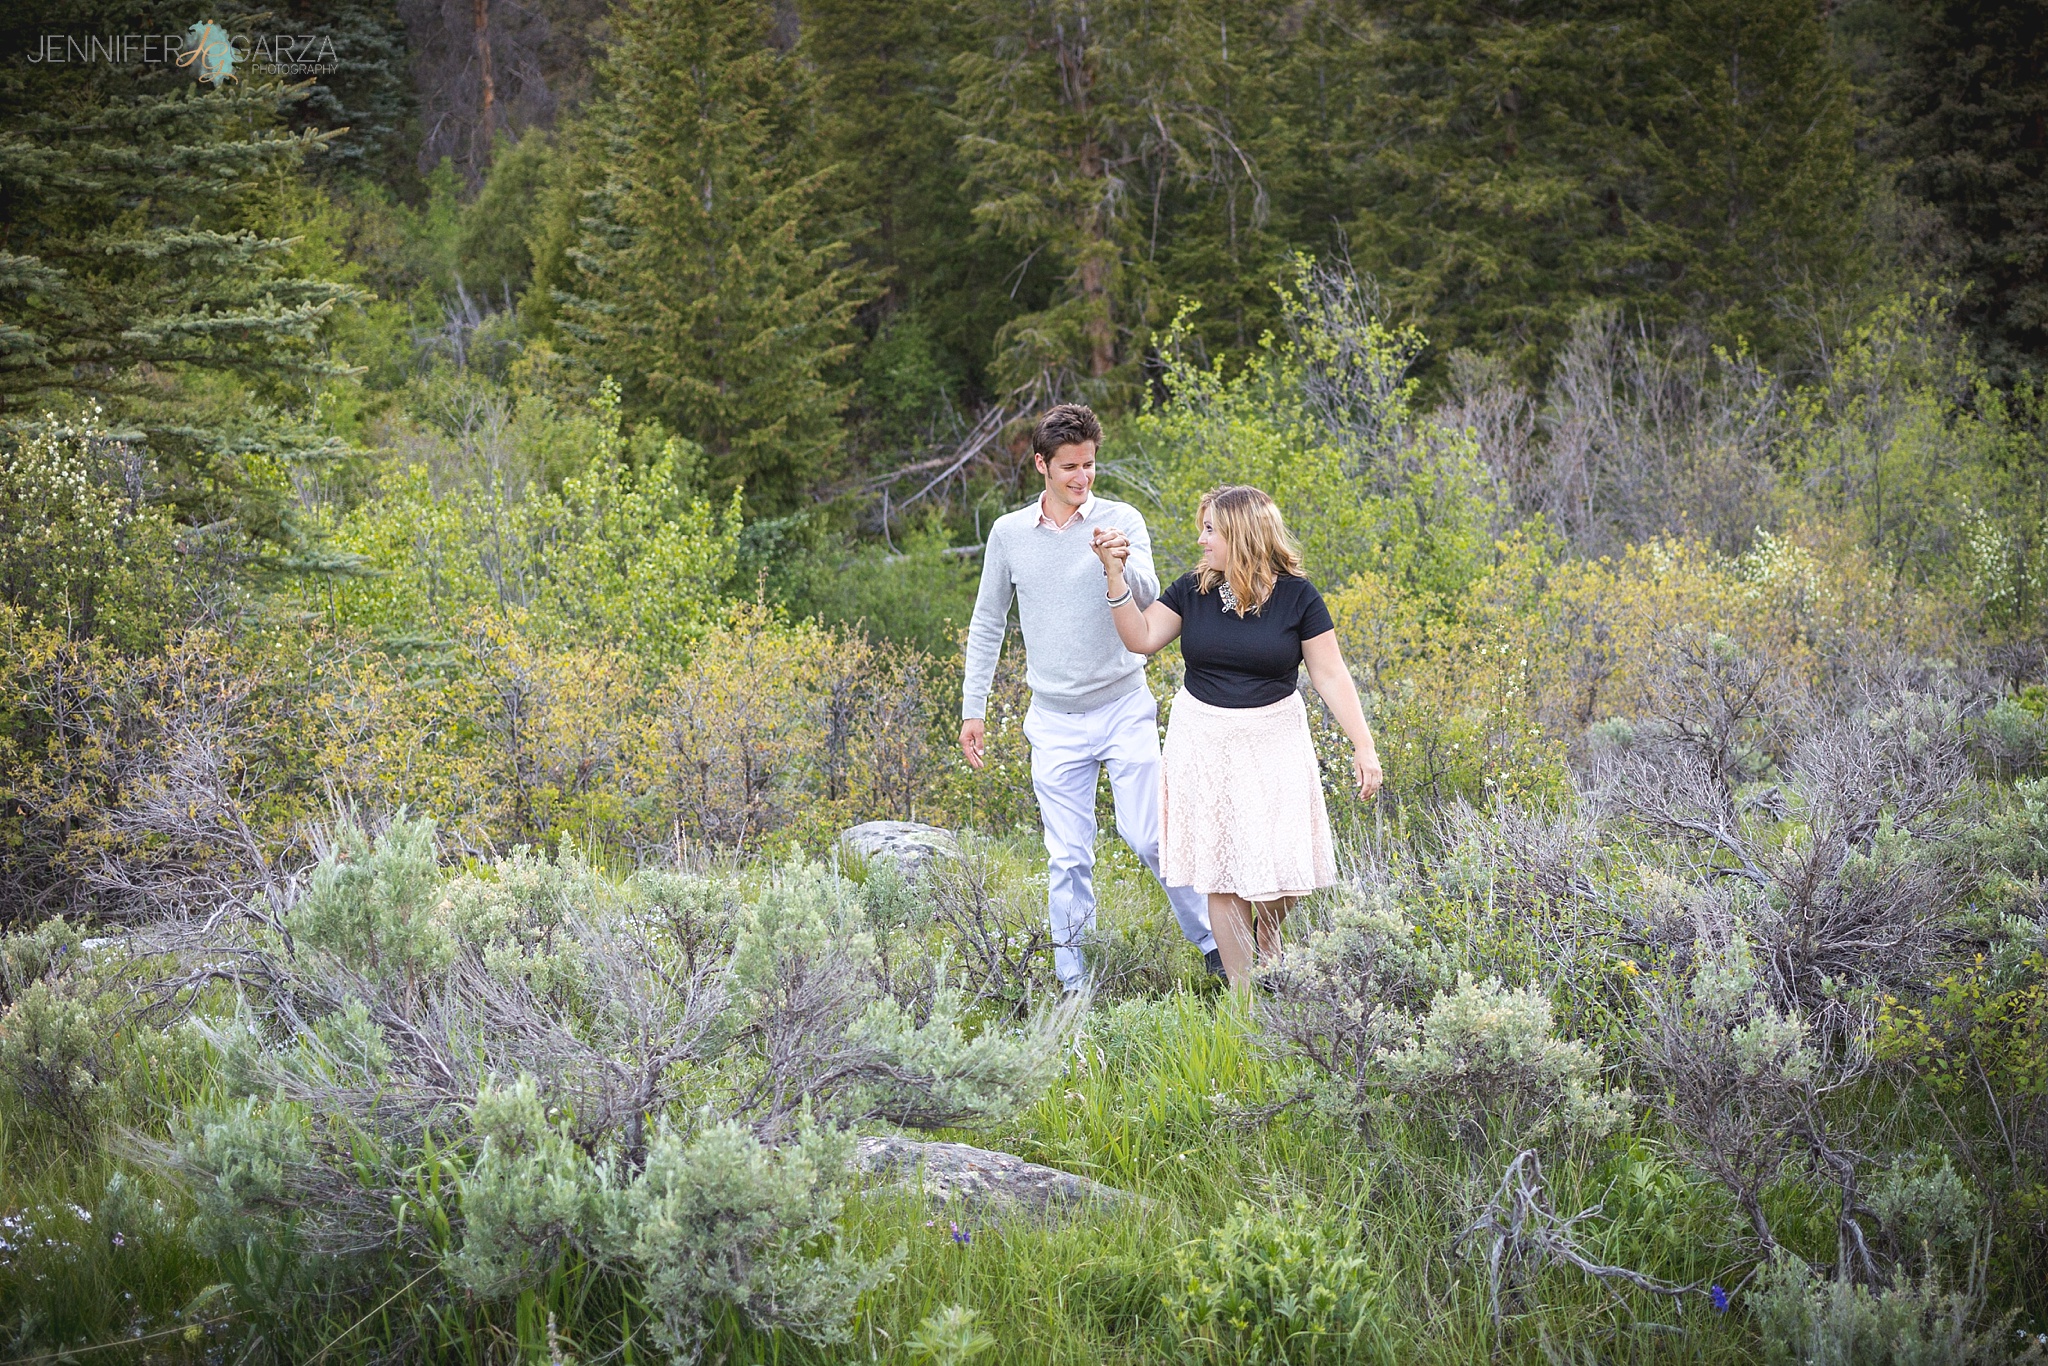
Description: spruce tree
xmin=1879 ymin=0 xmax=2047 ymax=380
xmin=801 ymin=0 xmax=1015 ymax=417
xmin=221 ymin=0 xmax=417 ymax=186
xmin=1331 ymin=0 xmax=1661 ymax=379
xmin=558 ymin=0 xmax=870 ymax=514
xmin=949 ymin=0 xmax=1264 ymax=395
xmin=0 ymin=1 xmax=362 ymax=541
xmin=1641 ymin=0 xmax=1867 ymax=361
xmin=1140 ymin=3 xmax=1315 ymax=359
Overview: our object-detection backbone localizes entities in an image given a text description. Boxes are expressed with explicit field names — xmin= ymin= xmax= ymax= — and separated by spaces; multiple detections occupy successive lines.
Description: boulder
xmin=853 ymin=1135 xmax=1139 ymax=1214
xmin=839 ymin=820 xmax=959 ymax=881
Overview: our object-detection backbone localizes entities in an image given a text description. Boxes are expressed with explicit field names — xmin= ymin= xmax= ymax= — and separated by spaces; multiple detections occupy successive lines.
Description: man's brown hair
xmin=1031 ymin=403 xmax=1103 ymax=461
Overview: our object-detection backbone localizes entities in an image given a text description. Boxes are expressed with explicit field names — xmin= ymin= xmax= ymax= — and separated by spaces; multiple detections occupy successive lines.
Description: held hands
xmin=1090 ymin=527 xmax=1130 ymax=576
xmin=1353 ymin=747 xmax=1384 ymax=800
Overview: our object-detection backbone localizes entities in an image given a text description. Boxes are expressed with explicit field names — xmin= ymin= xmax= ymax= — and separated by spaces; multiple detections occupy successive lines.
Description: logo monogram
xmin=178 ymin=21 xmax=235 ymax=85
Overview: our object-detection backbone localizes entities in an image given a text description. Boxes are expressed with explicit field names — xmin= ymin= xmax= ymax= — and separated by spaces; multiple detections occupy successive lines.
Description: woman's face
xmin=1197 ymin=511 xmax=1229 ymax=571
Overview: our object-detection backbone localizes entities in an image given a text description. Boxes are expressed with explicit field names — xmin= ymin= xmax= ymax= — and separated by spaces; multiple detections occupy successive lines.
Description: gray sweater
xmin=961 ymin=494 xmax=1161 ymax=719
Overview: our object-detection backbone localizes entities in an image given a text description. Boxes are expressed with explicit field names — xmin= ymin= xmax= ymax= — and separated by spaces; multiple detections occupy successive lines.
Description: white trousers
xmin=1023 ymin=685 xmax=1216 ymax=987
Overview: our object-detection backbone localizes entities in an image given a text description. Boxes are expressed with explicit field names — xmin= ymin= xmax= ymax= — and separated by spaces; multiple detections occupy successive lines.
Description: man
xmin=959 ymin=403 xmax=1221 ymax=990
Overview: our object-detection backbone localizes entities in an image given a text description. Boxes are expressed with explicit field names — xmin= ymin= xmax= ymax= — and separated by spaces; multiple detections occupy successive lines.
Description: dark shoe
xmin=1203 ymin=947 xmax=1226 ymax=980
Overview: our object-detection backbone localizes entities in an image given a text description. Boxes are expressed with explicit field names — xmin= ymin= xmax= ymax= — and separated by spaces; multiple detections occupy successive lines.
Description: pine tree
xmin=800 ymin=0 xmax=1015 ymax=418
xmin=949 ymin=0 xmax=1265 ymax=396
xmin=0 ymin=1 xmax=362 ymax=540
xmin=222 ymin=0 xmax=418 ymax=186
xmin=1879 ymin=0 xmax=2048 ymax=380
xmin=1331 ymin=0 xmax=1662 ymax=379
xmin=558 ymin=0 xmax=871 ymax=514
xmin=458 ymin=129 xmax=562 ymax=299
xmin=1641 ymin=0 xmax=1868 ymax=361
xmin=1141 ymin=2 xmax=1318 ymax=359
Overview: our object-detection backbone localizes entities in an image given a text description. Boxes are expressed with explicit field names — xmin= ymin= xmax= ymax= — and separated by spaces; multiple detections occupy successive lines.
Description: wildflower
xmin=1710 ymin=1285 xmax=1729 ymax=1313
xmin=111 ymin=1232 xmax=127 ymax=1248
xmin=950 ymin=1220 xmax=971 ymax=1245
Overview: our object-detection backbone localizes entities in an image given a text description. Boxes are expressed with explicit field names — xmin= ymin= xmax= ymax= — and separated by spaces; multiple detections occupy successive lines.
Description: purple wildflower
xmin=1710 ymin=1285 xmax=1729 ymax=1313
xmin=950 ymin=1221 xmax=971 ymax=1245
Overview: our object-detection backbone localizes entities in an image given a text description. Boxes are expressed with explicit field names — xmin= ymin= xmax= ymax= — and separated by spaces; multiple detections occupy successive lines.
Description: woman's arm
xmin=1096 ymin=536 xmax=1182 ymax=654
xmin=1302 ymin=630 xmax=1383 ymax=798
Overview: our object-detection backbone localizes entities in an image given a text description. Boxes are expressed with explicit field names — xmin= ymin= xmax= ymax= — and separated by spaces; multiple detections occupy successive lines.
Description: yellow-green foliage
xmin=1116 ymin=269 xmax=1502 ymax=607
xmin=0 ymin=612 xmax=332 ymax=914
xmin=322 ymin=601 xmax=955 ymax=855
xmin=1323 ymin=521 xmax=1955 ymax=812
xmin=315 ymin=378 xmax=739 ymax=663
xmin=288 ymin=816 xmax=452 ymax=985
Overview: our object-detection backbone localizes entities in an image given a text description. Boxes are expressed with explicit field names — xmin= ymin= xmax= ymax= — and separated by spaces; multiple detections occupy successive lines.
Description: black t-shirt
xmin=1159 ymin=572 xmax=1336 ymax=708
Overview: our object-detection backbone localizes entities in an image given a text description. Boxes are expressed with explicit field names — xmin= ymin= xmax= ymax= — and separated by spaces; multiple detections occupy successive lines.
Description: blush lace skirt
xmin=1160 ymin=688 xmax=1337 ymax=901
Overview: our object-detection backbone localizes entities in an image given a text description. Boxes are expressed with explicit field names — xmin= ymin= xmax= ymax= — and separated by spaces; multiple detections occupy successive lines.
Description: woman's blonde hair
xmin=1196 ymin=485 xmax=1304 ymax=615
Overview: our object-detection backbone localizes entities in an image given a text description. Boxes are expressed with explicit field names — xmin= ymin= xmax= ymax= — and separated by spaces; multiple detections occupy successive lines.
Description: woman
xmin=1093 ymin=486 xmax=1383 ymax=988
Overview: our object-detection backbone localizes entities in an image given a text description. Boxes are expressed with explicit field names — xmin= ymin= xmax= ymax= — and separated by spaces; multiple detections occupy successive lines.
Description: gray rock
xmin=853 ymin=1135 xmax=1139 ymax=1214
xmin=839 ymin=821 xmax=959 ymax=881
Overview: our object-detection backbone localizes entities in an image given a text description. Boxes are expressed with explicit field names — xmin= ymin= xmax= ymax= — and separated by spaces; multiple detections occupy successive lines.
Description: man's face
xmin=1037 ymin=440 xmax=1097 ymax=508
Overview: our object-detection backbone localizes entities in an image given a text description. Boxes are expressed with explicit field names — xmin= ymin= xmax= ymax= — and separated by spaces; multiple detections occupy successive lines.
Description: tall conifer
xmin=0 ymin=1 xmax=362 ymax=542
xmin=801 ymin=0 xmax=1026 ymax=441
xmin=1333 ymin=0 xmax=1660 ymax=378
xmin=1880 ymin=0 xmax=2048 ymax=380
xmin=559 ymin=0 xmax=870 ymax=514
xmin=949 ymin=0 xmax=1263 ymax=395
xmin=1642 ymin=0 xmax=1867 ymax=359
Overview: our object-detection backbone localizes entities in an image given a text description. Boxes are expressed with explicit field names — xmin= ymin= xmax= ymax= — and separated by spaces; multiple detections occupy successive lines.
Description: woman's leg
xmin=1208 ymin=893 xmax=1257 ymax=988
xmin=1252 ymin=896 xmax=1295 ymax=960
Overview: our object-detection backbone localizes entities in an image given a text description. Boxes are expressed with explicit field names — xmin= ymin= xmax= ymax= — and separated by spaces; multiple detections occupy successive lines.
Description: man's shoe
xmin=1203 ymin=947 xmax=1226 ymax=980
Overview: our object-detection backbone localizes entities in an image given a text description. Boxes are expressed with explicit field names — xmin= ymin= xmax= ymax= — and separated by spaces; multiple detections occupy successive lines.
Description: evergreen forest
xmin=3 ymin=0 xmax=2048 ymax=1361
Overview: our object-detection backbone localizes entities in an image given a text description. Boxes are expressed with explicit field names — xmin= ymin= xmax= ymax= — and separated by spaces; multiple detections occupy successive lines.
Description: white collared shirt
xmin=1035 ymin=490 xmax=1097 ymax=531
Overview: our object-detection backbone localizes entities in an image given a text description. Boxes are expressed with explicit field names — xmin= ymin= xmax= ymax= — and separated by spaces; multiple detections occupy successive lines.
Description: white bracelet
xmin=1105 ymin=586 xmax=1132 ymax=608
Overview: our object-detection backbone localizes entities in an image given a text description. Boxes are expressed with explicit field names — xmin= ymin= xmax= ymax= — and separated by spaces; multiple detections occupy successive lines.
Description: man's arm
xmin=960 ymin=527 xmax=1013 ymax=722
xmin=1120 ymin=508 xmax=1162 ymax=609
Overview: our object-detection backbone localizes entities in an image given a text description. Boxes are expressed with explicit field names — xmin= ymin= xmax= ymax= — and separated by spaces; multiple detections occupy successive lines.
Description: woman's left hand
xmin=1353 ymin=747 xmax=1383 ymax=799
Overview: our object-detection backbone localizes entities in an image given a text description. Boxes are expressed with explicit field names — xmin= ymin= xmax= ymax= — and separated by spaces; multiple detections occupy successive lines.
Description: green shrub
xmin=1867 ymin=1151 xmax=1984 ymax=1279
xmin=288 ymin=814 xmax=452 ymax=987
xmin=1638 ymin=929 xmax=1838 ymax=1254
xmin=907 ymin=1303 xmax=999 ymax=1365
xmin=0 ymin=980 xmax=112 ymax=1136
xmin=146 ymin=832 xmax=1069 ymax=1355
xmin=1976 ymin=697 xmax=2048 ymax=776
xmin=0 ymin=918 xmax=81 ymax=1008
xmin=1750 ymin=1252 xmax=2041 ymax=1366
xmin=1258 ymin=882 xmax=1449 ymax=1125
xmin=442 ymin=1075 xmax=605 ymax=1297
xmin=619 ymin=1118 xmax=897 ymax=1361
xmin=1165 ymin=1200 xmax=1398 ymax=1365
xmin=1385 ymin=972 xmax=1630 ymax=1148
